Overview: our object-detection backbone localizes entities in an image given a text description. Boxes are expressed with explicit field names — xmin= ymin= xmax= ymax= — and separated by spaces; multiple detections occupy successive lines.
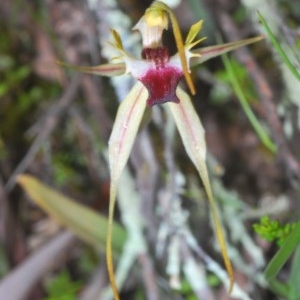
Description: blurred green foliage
xmin=0 ymin=9 xmax=61 ymax=175
xmin=52 ymin=152 xmax=79 ymax=186
xmin=253 ymin=216 xmax=297 ymax=246
xmin=215 ymin=58 xmax=256 ymax=102
xmin=210 ymin=58 xmax=256 ymax=105
xmin=42 ymin=270 xmax=81 ymax=300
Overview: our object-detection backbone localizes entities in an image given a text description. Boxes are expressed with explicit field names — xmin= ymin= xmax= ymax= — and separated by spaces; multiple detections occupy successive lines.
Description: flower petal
xmin=109 ymin=81 xmax=148 ymax=183
xmin=190 ymin=36 xmax=264 ymax=67
xmin=168 ymin=87 xmax=234 ymax=293
xmin=107 ymin=81 xmax=148 ymax=300
xmin=57 ymin=60 xmax=126 ymax=77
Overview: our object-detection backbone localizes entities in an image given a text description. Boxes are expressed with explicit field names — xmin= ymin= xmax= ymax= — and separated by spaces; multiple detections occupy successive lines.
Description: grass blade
xmin=258 ymin=11 xmax=300 ymax=81
xmin=265 ymin=222 xmax=300 ymax=281
xmin=222 ymin=53 xmax=276 ymax=153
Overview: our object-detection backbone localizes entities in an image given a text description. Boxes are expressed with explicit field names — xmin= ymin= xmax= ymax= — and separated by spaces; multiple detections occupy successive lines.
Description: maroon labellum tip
xmin=139 ymin=47 xmax=183 ymax=106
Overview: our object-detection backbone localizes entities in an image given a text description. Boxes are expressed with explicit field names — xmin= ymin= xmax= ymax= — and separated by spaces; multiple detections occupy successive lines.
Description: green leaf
xmin=17 ymin=174 xmax=126 ymax=254
xmin=288 ymin=245 xmax=300 ymax=300
xmin=190 ymin=36 xmax=263 ymax=67
xmin=263 ymin=222 xmax=300 ymax=298
xmin=43 ymin=270 xmax=81 ymax=300
xmin=253 ymin=216 xmax=296 ymax=246
xmin=168 ymin=87 xmax=234 ymax=293
xmin=258 ymin=11 xmax=300 ymax=82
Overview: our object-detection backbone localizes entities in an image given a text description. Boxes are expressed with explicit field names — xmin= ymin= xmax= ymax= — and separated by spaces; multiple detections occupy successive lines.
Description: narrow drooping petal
xmin=107 ymin=81 xmax=148 ymax=300
xmin=109 ymin=81 xmax=148 ymax=183
xmin=168 ymin=87 xmax=206 ymax=167
xmin=190 ymin=36 xmax=264 ymax=67
xmin=168 ymin=87 xmax=234 ymax=293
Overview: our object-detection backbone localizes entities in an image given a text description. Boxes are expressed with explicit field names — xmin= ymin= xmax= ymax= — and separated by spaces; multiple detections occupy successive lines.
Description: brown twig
xmin=137 ymin=253 xmax=160 ymax=300
xmin=180 ymin=238 xmax=216 ymax=300
xmin=131 ymin=129 xmax=160 ymax=242
xmin=78 ymin=267 xmax=107 ymax=300
xmin=0 ymin=231 xmax=76 ymax=300
xmin=0 ymin=177 xmax=27 ymax=267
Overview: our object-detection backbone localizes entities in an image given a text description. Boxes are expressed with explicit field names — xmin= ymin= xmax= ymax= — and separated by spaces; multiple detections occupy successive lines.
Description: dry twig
xmin=0 ymin=231 xmax=76 ymax=300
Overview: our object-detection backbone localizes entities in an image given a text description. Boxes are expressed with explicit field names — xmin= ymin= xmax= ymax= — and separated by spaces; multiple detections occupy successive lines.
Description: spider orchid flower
xmin=60 ymin=1 xmax=262 ymax=299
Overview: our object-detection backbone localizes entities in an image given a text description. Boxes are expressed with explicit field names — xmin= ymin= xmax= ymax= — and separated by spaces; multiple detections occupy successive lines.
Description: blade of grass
xmin=263 ymin=222 xmax=300 ymax=298
xmin=258 ymin=11 xmax=300 ymax=82
xmin=265 ymin=222 xmax=300 ymax=281
xmin=222 ymin=53 xmax=277 ymax=153
xmin=288 ymin=245 xmax=300 ymax=300
xmin=267 ymin=279 xmax=289 ymax=299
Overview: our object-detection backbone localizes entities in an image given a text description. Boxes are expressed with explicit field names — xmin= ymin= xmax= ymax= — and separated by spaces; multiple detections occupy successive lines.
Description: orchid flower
xmin=60 ymin=2 xmax=262 ymax=299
